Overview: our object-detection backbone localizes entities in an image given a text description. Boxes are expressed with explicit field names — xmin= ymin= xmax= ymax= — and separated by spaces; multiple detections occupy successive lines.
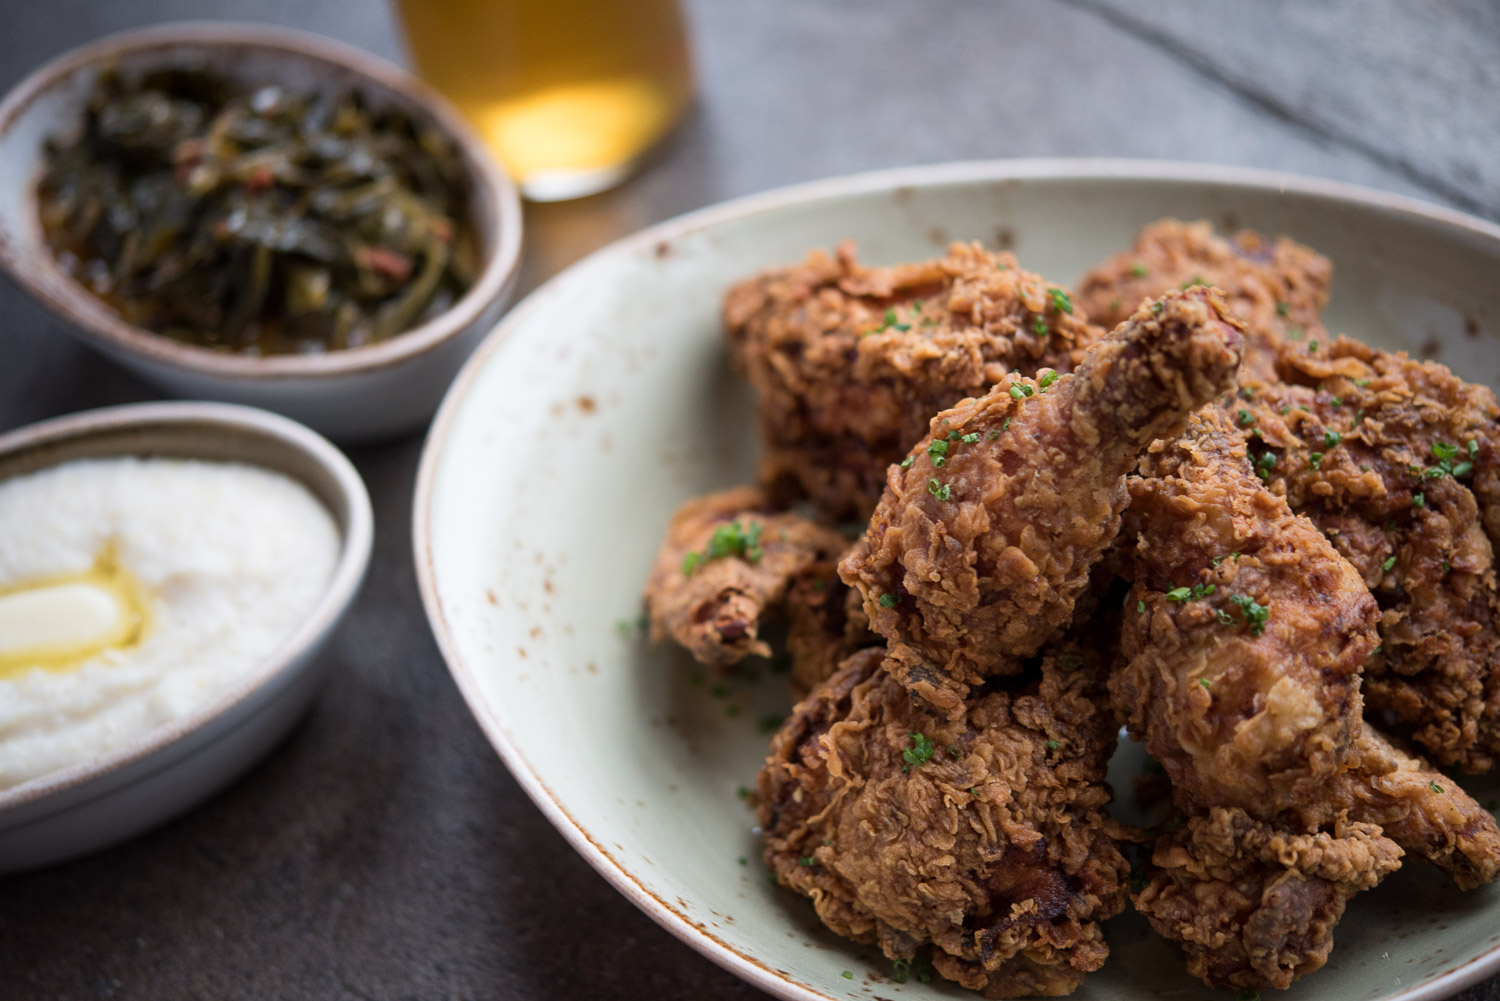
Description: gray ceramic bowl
xmin=0 ymin=23 xmax=522 ymax=443
xmin=0 ymin=401 xmax=373 ymax=872
xmin=415 ymin=160 xmax=1500 ymax=1001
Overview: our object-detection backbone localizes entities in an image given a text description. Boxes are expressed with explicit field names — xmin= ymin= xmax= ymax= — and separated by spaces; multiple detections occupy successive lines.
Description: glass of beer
xmin=395 ymin=0 xmax=694 ymax=201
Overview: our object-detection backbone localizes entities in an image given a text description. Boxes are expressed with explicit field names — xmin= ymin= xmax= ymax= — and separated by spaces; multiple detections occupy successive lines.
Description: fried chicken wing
xmin=724 ymin=240 xmax=1104 ymax=520
xmin=1234 ymin=338 xmax=1500 ymax=771
xmin=757 ymin=642 xmax=1128 ymax=998
xmin=1077 ymin=219 xmax=1331 ymax=378
xmin=1307 ymin=726 xmax=1500 ymax=889
xmin=1112 ymin=406 xmax=1378 ymax=818
xmin=644 ymin=486 xmax=850 ymax=666
xmin=839 ymin=288 xmax=1244 ymax=716
xmin=1132 ymin=807 xmax=1402 ymax=991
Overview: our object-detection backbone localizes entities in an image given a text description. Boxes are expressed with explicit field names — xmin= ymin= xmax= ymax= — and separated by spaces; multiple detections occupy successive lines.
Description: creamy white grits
xmin=0 ymin=456 xmax=339 ymax=790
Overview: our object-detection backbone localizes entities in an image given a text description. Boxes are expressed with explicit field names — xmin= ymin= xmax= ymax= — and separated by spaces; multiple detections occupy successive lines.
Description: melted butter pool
xmin=0 ymin=548 xmax=150 ymax=677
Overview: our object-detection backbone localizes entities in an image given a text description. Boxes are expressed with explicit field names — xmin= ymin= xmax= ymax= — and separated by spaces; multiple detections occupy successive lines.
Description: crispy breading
xmin=1233 ymin=338 xmax=1500 ymax=771
xmin=1304 ymin=727 xmax=1500 ymax=889
xmin=644 ymin=486 xmax=850 ymax=666
xmin=840 ymin=288 xmax=1243 ymax=717
xmin=1076 ymin=218 xmax=1331 ymax=378
xmin=1114 ymin=406 xmax=1500 ymax=991
xmin=757 ymin=643 xmax=1128 ymax=998
xmin=1113 ymin=406 xmax=1378 ymax=818
xmin=1133 ymin=807 xmax=1402 ymax=991
xmin=724 ymin=240 xmax=1104 ymax=520
xmin=783 ymin=564 xmax=878 ymax=694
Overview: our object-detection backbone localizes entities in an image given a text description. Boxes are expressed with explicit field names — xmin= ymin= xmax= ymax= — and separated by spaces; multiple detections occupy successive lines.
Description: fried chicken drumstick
xmin=1113 ymin=405 xmax=1378 ymax=818
xmin=840 ymin=288 xmax=1244 ymax=717
xmin=725 ymin=241 xmax=1103 ymax=520
xmin=758 ymin=641 xmax=1128 ymax=999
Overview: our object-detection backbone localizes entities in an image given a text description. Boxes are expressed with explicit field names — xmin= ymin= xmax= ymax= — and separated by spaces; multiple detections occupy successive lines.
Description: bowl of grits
xmin=0 ymin=400 xmax=372 ymax=872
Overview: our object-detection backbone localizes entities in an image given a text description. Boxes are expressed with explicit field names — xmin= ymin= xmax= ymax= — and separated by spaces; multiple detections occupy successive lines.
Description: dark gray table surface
xmin=3 ymin=2 xmax=1499 ymax=998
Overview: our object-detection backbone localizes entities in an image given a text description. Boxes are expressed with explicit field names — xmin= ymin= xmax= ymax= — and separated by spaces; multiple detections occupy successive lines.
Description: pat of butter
xmin=0 ymin=550 xmax=148 ymax=677
xmin=0 ymin=582 xmax=129 ymax=657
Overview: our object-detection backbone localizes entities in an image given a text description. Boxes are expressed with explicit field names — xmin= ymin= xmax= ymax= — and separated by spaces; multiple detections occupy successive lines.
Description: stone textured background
xmin=2 ymin=2 xmax=1498 ymax=998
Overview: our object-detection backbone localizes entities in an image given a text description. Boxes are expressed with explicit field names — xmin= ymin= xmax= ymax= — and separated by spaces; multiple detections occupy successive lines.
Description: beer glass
xmin=395 ymin=0 xmax=694 ymax=201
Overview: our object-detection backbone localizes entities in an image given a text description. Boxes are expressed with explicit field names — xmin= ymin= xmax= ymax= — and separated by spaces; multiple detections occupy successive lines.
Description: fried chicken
xmin=1112 ymin=406 xmax=1379 ymax=818
xmin=1076 ymin=219 xmax=1331 ymax=378
xmin=724 ymin=240 xmax=1104 ymax=520
xmin=1135 ymin=726 xmax=1500 ymax=992
xmin=644 ymin=486 xmax=850 ymax=667
xmin=757 ymin=641 xmax=1128 ymax=999
xmin=1231 ymin=338 xmax=1500 ymax=771
xmin=783 ymin=565 xmax=879 ymax=694
xmin=1114 ymin=406 xmax=1500 ymax=989
xmin=1306 ymin=726 xmax=1500 ymax=889
xmin=1132 ymin=807 xmax=1402 ymax=991
xmin=839 ymin=288 xmax=1244 ymax=717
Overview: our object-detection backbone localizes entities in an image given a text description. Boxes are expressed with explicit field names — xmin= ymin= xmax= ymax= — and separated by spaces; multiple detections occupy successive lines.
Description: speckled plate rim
xmin=413 ymin=158 xmax=1500 ymax=1001
xmin=0 ymin=21 xmax=523 ymax=381
xmin=0 ymin=400 xmax=374 ymax=818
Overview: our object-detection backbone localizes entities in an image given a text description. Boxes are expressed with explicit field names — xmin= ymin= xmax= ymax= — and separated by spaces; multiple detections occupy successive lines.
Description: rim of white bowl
xmin=0 ymin=21 xmax=522 ymax=381
xmin=0 ymin=400 xmax=374 ymax=819
xmin=413 ymin=158 xmax=1500 ymax=1001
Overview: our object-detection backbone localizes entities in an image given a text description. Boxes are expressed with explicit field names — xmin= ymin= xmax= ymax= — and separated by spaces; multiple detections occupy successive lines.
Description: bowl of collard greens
xmin=0 ymin=22 xmax=522 ymax=442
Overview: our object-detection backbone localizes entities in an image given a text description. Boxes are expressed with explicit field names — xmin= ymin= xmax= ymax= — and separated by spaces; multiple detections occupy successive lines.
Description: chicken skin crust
xmin=724 ymin=240 xmax=1103 ymax=520
xmin=1076 ymin=218 xmax=1331 ymax=379
xmin=1115 ymin=409 xmax=1500 ymax=991
xmin=1133 ymin=807 xmax=1402 ymax=991
xmin=1135 ymin=725 xmax=1500 ymax=992
xmin=1113 ymin=406 xmax=1379 ymax=819
xmin=840 ymin=288 xmax=1244 ymax=717
xmin=783 ymin=564 xmax=879 ymax=695
xmin=757 ymin=644 xmax=1128 ymax=999
xmin=644 ymin=486 xmax=850 ymax=666
xmin=1233 ymin=337 xmax=1500 ymax=772
xmin=1306 ymin=726 xmax=1500 ymax=890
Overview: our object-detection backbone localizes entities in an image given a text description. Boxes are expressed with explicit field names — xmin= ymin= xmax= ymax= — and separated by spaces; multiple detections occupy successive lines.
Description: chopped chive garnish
xmin=903 ymin=732 xmax=936 ymax=769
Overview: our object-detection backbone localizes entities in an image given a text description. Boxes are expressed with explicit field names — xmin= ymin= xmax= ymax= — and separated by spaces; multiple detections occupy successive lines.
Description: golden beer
xmin=395 ymin=0 xmax=694 ymax=200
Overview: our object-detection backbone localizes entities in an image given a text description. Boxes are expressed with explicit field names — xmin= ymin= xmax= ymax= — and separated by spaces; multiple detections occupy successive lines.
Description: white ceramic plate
xmin=415 ymin=160 xmax=1500 ymax=1001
